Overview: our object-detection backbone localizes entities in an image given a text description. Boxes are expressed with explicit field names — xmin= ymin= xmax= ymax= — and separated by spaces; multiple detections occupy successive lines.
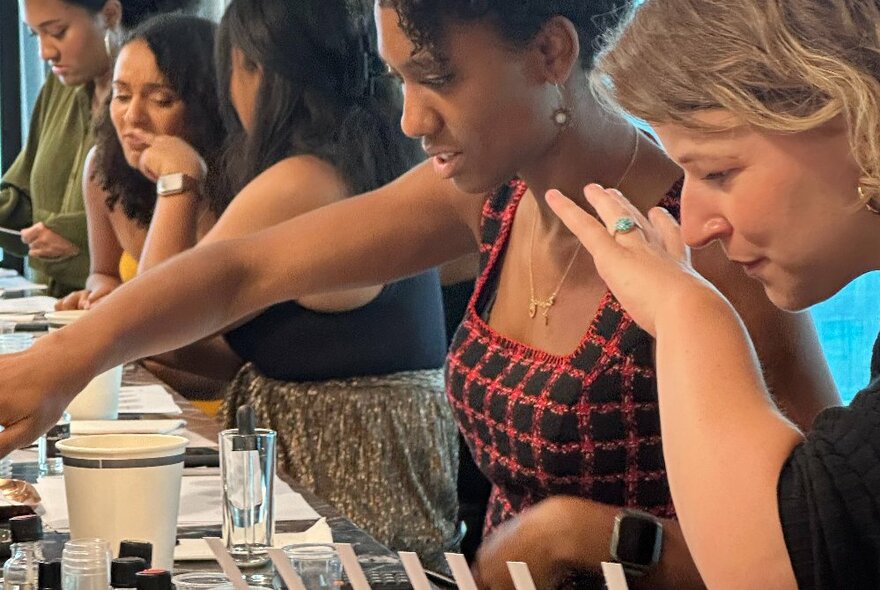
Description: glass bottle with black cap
xmin=3 ymin=515 xmax=44 ymax=590
xmin=134 ymin=569 xmax=171 ymax=590
xmin=111 ymin=557 xmax=147 ymax=590
xmin=118 ymin=542 xmax=152 ymax=570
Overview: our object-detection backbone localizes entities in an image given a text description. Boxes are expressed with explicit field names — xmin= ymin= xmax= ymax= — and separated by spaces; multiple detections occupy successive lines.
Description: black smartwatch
xmin=609 ymin=508 xmax=663 ymax=577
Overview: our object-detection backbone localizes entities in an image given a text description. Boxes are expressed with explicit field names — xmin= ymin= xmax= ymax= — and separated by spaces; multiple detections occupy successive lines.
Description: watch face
xmin=616 ymin=514 xmax=662 ymax=566
xmin=158 ymin=173 xmax=184 ymax=194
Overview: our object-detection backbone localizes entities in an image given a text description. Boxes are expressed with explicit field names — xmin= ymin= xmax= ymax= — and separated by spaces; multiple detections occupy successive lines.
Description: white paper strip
xmin=601 ymin=562 xmax=630 ymax=590
xmin=506 ymin=562 xmax=537 ymax=590
xmin=445 ymin=553 xmax=478 ymax=590
xmin=335 ymin=543 xmax=372 ymax=590
xmin=268 ymin=548 xmax=308 ymax=590
xmin=205 ymin=537 xmax=249 ymax=590
xmin=398 ymin=552 xmax=432 ymax=590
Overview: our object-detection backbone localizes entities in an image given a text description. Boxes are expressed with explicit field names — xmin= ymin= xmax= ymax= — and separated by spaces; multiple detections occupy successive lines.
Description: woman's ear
xmin=101 ymin=0 xmax=123 ymax=31
xmin=533 ymin=15 xmax=580 ymax=84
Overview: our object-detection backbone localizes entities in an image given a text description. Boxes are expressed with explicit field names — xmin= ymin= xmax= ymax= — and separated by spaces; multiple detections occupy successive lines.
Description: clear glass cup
xmin=171 ymin=572 xmax=231 ymax=590
xmin=219 ymin=428 xmax=276 ymax=567
xmin=61 ymin=538 xmax=111 ymax=590
xmin=279 ymin=544 xmax=341 ymax=590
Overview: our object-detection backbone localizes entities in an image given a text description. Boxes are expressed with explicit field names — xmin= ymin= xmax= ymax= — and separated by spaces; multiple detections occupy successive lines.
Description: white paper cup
xmin=65 ymin=365 xmax=122 ymax=420
xmin=56 ymin=434 xmax=188 ymax=571
xmin=46 ymin=311 xmax=122 ymax=420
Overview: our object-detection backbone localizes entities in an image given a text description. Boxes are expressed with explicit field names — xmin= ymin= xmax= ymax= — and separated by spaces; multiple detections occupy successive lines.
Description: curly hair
xmin=591 ymin=0 xmax=880 ymax=198
xmin=376 ymin=0 xmax=629 ymax=69
xmin=64 ymin=0 xmax=197 ymax=29
xmin=215 ymin=0 xmax=421 ymax=196
xmin=92 ymin=14 xmax=227 ymax=226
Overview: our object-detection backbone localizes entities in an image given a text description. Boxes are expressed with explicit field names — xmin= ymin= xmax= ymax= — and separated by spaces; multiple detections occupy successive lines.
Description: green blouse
xmin=0 ymin=74 xmax=92 ymax=297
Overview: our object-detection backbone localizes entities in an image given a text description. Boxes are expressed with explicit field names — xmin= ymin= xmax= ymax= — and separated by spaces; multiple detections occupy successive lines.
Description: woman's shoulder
xmin=256 ymin=155 xmax=348 ymax=204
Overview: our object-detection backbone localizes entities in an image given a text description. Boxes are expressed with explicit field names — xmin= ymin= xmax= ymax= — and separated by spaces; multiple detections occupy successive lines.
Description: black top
xmin=777 ymin=332 xmax=880 ymax=589
xmin=224 ymin=270 xmax=447 ymax=381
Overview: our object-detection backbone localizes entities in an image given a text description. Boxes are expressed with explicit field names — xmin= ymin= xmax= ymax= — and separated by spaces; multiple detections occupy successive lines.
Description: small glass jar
xmin=61 ymin=539 xmax=111 ymax=590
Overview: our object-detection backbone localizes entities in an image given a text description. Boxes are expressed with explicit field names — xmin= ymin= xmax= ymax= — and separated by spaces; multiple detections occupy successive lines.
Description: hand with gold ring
xmin=545 ymin=183 xmax=719 ymax=336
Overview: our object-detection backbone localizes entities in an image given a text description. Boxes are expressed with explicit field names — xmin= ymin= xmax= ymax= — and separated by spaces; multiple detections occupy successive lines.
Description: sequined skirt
xmin=223 ymin=364 xmax=459 ymax=564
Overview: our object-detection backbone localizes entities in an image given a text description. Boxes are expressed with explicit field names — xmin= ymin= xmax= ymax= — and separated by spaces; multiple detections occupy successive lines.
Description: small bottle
xmin=61 ymin=538 xmax=111 ymax=590
xmin=110 ymin=558 xmax=146 ymax=590
xmin=134 ymin=570 xmax=170 ymax=590
xmin=116 ymin=542 xmax=151 ymax=570
xmin=38 ymin=561 xmax=61 ymax=590
xmin=3 ymin=515 xmax=45 ymax=590
xmin=38 ymin=411 xmax=71 ymax=476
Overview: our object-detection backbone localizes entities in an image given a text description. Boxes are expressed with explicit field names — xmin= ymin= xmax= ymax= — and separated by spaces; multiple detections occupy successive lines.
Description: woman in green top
xmin=0 ymin=0 xmax=194 ymax=296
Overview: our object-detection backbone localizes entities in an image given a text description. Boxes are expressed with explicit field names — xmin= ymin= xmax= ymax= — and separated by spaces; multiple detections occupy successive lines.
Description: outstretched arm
xmin=0 ymin=161 xmax=482 ymax=454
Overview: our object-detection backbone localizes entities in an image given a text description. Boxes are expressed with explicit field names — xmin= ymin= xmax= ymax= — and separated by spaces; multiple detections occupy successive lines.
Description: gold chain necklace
xmin=527 ymin=129 xmax=640 ymax=325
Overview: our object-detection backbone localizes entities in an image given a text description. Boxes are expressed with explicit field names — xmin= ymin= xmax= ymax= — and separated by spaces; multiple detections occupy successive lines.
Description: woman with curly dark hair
xmin=57 ymin=14 xmax=226 ymax=311
xmin=0 ymin=0 xmax=195 ymax=296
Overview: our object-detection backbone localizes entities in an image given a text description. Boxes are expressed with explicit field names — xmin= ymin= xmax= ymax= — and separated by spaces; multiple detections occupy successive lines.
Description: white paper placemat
xmin=118 ymin=385 xmax=183 ymax=415
xmin=36 ymin=474 xmax=320 ymax=531
xmin=70 ymin=419 xmax=186 ymax=435
xmin=0 ymin=276 xmax=47 ymax=293
xmin=174 ymin=518 xmax=332 ymax=561
xmin=0 ymin=296 xmax=57 ymax=314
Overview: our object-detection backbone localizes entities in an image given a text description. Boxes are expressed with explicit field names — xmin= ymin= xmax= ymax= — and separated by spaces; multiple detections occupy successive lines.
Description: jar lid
xmin=111 ymin=557 xmax=148 ymax=588
xmin=10 ymin=514 xmax=42 ymax=543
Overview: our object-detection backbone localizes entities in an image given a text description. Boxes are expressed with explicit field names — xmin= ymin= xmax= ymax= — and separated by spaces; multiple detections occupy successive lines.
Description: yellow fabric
xmin=191 ymin=399 xmax=223 ymax=416
xmin=118 ymin=251 xmax=138 ymax=283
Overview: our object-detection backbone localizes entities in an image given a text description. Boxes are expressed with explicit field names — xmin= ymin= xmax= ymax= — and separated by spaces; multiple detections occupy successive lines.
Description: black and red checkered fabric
xmin=446 ymin=178 xmax=683 ymax=533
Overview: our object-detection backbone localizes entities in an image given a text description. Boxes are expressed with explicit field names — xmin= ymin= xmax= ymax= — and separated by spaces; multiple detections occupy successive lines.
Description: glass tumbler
xmin=219 ymin=428 xmax=276 ymax=567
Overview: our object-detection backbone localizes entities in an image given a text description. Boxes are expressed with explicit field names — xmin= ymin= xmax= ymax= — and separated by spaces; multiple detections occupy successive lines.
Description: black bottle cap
xmin=38 ymin=560 xmax=61 ymax=590
xmin=111 ymin=557 xmax=148 ymax=588
xmin=135 ymin=569 xmax=171 ymax=590
xmin=119 ymin=540 xmax=152 ymax=568
xmin=9 ymin=514 xmax=42 ymax=543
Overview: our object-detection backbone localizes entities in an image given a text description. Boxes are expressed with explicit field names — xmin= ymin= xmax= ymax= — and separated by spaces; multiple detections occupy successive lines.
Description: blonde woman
xmin=546 ymin=0 xmax=880 ymax=588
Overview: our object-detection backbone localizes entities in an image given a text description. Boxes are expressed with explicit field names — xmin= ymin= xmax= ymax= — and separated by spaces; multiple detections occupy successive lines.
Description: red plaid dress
xmin=446 ymin=178 xmax=683 ymax=533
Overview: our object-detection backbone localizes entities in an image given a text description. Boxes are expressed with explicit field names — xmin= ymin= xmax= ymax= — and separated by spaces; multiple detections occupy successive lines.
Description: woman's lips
xmin=430 ymin=152 xmax=463 ymax=179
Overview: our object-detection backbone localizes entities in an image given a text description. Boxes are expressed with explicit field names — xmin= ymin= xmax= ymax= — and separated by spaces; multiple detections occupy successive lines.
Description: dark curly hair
xmin=64 ymin=0 xmax=198 ymax=29
xmin=377 ymin=0 xmax=629 ymax=69
xmin=92 ymin=15 xmax=227 ymax=226
xmin=215 ymin=0 xmax=421 ymax=196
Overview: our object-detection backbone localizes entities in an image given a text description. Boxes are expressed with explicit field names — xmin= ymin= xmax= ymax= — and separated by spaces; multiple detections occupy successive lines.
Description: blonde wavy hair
xmin=590 ymin=0 xmax=880 ymax=199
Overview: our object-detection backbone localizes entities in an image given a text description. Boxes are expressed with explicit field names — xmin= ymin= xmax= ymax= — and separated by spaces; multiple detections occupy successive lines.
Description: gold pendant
xmin=528 ymin=295 xmax=555 ymax=325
